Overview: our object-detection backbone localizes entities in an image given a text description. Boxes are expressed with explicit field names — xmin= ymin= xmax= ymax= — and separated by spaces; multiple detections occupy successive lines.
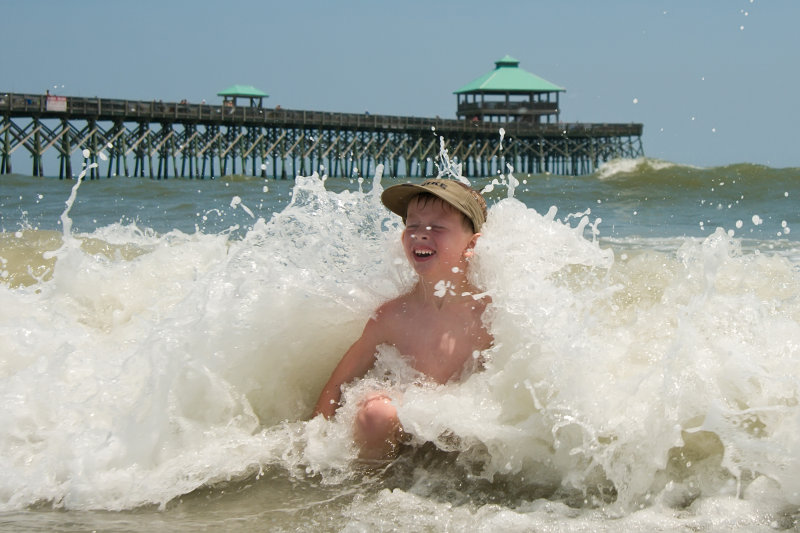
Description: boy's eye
xmin=405 ymin=223 xmax=447 ymax=232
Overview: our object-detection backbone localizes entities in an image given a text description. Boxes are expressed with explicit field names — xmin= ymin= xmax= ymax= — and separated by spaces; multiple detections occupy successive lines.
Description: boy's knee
xmin=356 ymin=394 xmax=398 ymax=433
xmin=353 ymin=393 xmax=409 ymax=461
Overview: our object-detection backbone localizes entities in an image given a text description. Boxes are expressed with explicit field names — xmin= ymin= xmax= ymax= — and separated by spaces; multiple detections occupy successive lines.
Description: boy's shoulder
xmin=368 ymin=290 xmax=426 ymax=330
xmin=358 ymin=293 xmax=415 ymax=345
xmin=373 ymin=292 xmax=415 ymax=321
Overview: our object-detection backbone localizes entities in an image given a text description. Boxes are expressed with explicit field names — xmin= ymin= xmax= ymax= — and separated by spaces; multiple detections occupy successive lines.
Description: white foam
xmin=596 ymin=157 xmax=683 ymax=180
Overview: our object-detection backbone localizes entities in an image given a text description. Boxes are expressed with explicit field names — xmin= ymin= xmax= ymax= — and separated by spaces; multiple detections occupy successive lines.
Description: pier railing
xmin=457 ymin=100 xmax=560 ymax=117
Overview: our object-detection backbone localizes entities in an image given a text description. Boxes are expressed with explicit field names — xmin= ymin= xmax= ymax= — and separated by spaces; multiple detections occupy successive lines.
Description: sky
xmin=1 ymin=0 xmax=798 ymax=169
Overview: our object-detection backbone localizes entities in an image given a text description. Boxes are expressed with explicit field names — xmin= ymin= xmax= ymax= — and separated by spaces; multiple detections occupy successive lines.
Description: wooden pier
xmin=1 ymin=92 xmax=643 ymax=179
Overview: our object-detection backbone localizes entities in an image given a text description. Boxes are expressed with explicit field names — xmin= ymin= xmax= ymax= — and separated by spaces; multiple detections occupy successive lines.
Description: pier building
xmin=455 ymin=55 xmax=564 ymax=125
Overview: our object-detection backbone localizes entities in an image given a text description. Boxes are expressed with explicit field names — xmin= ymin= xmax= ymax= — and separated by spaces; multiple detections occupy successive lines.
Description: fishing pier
xmin=1 ymin=57 xmax=643 ymax=179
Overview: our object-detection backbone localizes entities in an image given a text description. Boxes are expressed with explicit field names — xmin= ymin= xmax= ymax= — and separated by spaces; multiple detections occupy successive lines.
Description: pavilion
xmin=217 ymin=84 xmax=269 ymax=107
xmin=454 ymin=56 xmax=565 ymax=124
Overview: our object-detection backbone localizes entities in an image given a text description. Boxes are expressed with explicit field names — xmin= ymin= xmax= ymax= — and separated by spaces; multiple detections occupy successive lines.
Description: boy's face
xmin=401 ymin=196 xmax=478 ymax=281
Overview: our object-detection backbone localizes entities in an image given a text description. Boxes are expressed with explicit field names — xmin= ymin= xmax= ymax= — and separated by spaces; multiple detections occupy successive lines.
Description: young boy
xmin=312 ymin=178 xmax=493 ymax=461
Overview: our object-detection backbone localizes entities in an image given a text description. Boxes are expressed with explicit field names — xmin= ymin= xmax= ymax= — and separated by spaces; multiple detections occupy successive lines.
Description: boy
xmin=312 ymin=179 xmax=493 ymax=461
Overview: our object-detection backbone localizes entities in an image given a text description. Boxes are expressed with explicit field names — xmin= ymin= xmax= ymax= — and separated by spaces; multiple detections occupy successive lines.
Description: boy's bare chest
xmin=387 ymin=306 xmax=485 ymax=383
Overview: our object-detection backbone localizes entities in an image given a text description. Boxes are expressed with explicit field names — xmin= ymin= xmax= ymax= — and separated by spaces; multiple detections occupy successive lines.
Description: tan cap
xmin=381 ymin=178 xmax=487 ymax=232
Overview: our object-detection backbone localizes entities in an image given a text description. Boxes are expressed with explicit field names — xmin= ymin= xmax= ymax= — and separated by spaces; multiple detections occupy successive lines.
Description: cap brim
xmin=381 ymin=183 xmax=433 ymax=220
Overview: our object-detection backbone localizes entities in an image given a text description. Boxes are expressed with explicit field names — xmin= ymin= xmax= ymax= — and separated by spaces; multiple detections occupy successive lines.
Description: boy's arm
xmin=312 ymin=315 xmax=386 ymax=419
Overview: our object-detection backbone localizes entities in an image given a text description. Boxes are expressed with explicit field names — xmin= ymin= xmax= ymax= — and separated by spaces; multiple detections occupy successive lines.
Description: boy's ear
xmin=464 ymin=233 xmax=481 ymax=258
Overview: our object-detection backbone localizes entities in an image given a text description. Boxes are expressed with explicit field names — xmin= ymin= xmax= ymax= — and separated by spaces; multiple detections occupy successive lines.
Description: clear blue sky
xmin=1 ymin=0 xmax=797 ymax=168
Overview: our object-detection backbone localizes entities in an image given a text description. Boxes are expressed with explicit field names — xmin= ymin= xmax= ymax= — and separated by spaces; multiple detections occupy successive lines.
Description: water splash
xmin=480 ymin=163 xmax=518 ymax=200
xmin=435 ymin=130 xmax=519 ymax=200
xmin=230 ymin=196 xmax=255 ymax=219
xmin=434 ymin=136 xmax=467 ymax=184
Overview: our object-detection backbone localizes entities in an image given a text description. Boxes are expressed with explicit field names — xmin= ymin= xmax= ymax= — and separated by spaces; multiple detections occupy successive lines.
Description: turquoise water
xmin=1 ymin=158 xmax=799 ymax=531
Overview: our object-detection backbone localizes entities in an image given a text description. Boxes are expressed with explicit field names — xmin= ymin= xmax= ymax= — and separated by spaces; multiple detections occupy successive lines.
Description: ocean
xmin=1 ymin=153 xmax=799 ymax=532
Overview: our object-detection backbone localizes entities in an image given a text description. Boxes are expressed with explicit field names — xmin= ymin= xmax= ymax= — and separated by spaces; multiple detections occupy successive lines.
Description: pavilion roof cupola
xmin=454 ymin=55 xmax=565 ymax=124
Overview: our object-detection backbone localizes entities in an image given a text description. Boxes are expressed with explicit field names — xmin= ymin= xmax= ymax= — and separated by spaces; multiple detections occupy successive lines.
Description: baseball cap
xmin=381 ymin=178 xmax=487 ymax=232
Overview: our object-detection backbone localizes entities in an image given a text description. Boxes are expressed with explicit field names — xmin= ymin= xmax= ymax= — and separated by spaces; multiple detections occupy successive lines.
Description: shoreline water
xmin=1 ymin=158 xmax=799 ymax=531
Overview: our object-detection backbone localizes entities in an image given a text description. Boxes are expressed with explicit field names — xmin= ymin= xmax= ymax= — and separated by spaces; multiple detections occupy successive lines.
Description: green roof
xmin=217 ymin=84 xmax=269 ymax=97
xmin=454 ymin=56 xmax=565 ymax=94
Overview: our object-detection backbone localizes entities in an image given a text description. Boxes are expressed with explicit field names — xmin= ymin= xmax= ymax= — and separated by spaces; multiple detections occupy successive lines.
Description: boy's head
xmin=381 ymin=179 xmax=487 ymax=233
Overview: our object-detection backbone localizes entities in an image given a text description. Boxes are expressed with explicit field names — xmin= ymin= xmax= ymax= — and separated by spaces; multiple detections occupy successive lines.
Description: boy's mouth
xmin=414 ymin=248 xmax=435 ymax=259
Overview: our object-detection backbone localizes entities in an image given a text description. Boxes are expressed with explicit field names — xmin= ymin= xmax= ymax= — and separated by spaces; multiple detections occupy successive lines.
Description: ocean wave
xmin=1 ymin=172 xmax=800 ymax=524
xmin=595 ymin=157 xmax=684 ymax=179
